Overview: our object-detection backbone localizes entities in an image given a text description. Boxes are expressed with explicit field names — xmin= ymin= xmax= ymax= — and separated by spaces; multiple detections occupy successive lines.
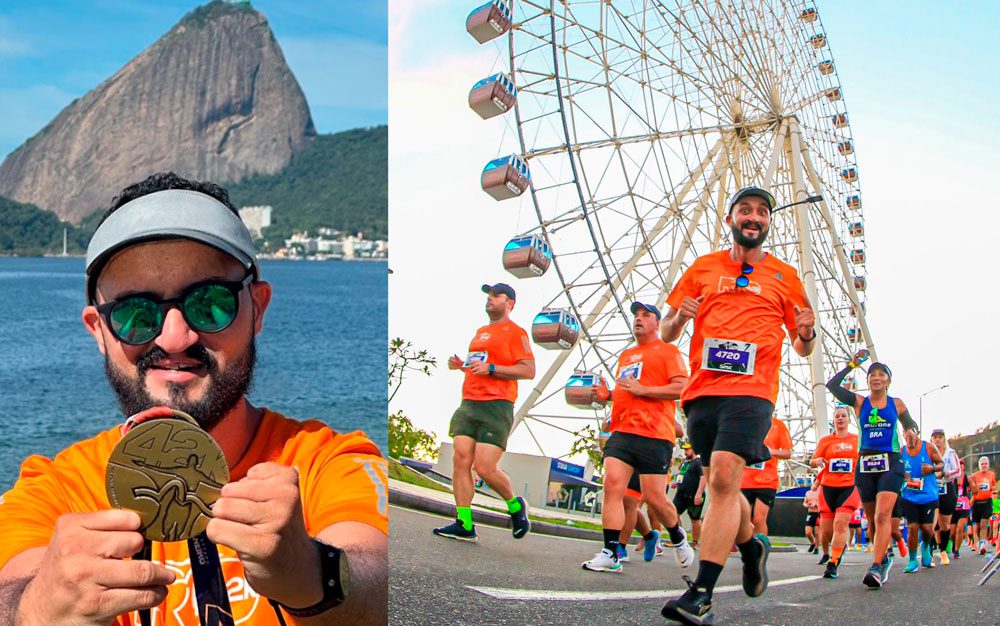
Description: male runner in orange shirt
xmin=740 ymin=415 xmax=792 ymax=537
xmin=660 ymin=186 xmax=816 ymax=625
xmin=581 ymin=302 xmax=693 ymax=572
xmin=970 ymin=456 xmax=998 ymax=554
xmin=433 ymin=283 xmax=535 ymax=542
xmin=0 ymin=174 xmax=388 ymax=626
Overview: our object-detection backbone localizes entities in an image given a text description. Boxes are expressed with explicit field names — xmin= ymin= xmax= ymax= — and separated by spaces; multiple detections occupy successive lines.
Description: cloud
xmin=279 ymin=35 xmax=387 ymax=112
xmin=0 ymin=17 xmax=36 ymax=58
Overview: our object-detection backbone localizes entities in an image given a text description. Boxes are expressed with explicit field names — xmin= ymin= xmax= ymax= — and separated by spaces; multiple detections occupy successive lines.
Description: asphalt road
xmin=390 ymin=505 xmax=1000 ymax=626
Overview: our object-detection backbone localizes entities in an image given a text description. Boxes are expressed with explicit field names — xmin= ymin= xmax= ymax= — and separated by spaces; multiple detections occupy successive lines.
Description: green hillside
xmin=228 ymin=126 xmax=388 ymax=247
xmin=0 ymin=126 xmax=387 ymax=255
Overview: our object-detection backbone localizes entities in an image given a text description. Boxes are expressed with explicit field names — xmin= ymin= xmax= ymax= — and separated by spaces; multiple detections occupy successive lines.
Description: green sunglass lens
xmin=184 ymin=284 xmax=237 ymax=332
xmin=110 ymin=298 xmax=163 ymax=344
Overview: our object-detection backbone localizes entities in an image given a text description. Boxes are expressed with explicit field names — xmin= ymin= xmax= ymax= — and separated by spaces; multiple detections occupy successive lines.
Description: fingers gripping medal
xmin=106 ymin=407 xmax=235 ymax=626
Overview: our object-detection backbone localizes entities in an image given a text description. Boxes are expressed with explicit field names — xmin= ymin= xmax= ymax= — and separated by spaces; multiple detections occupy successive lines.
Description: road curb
xmin=390 ymin=487 xmax=798 ymax=551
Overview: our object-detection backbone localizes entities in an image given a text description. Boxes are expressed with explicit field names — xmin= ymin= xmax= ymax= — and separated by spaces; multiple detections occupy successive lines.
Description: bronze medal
xmin=106 ymin=410 xmax=229 ymax=542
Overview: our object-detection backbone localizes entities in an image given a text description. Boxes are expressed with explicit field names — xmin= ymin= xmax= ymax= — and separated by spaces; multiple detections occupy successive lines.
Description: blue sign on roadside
xmin=550 ymin=458 xmax=585 ymax=479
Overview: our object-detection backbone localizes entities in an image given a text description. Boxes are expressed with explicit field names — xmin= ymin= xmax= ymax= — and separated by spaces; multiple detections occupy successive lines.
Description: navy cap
xmin=630 ymin=301 xmax=661 ymax=320
xmin=482 ymin=282 xmax=516 ymax=301
xmin=868 ymin=362 xmax=892 ymax=380
xmin=728 ymin=186 xmax=777 ymax=213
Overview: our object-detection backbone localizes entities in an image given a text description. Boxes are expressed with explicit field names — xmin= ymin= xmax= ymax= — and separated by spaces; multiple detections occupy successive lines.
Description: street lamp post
xmin=919 ymin=384 xmax=950 ymax=434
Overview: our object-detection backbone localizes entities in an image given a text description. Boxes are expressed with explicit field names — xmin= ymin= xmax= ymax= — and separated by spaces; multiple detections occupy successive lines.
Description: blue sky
xmin=0 ymin=0 xmax=387 ymax=158
xmin=388 ymin=0 xmax=1000 ymax=456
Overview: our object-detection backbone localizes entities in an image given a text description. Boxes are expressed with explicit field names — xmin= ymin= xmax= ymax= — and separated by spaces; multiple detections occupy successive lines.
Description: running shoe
xmin=981 ymin=553 xmax=995 ymax=574
xmin=617 ymin=544 xmax=630 ymax=563
xmin=663 ymin=526 xmax=688 ymax=548
xmin=903 ymin=559 xmax=918 ymax=573
xmin=644 ymin=530 xmax=661 ymax=562
xmin=510 ymin=496 xmax=530 ymax=539
xmin=741 ymin=534 xmax=770 ymax=597
xmin=582 ymin=548 xmax=622 ymax=573
xmin=432 ymin=519 xmax=478 ymax=542
xmin=818 ymin=553 xmax=830 ymax=565
xmin=808 ymin=544 xmax=816 ymax=554
xmin=862 ymin=563 xmax=883 ymax=588
xmin=896 ymin=539 xmax=908 ymax=558
xmin=881 ymin=555 xmax=893 ymax=584
xmin=980 ymin=540 xmax=988 ymax=555
xmin=674 ymin=533 xmax=695 ymax=569
xmin=920 ymin=544 xmax=933 ymax=568
xmin=953 ymin=549 xmax=961 ymax=560
xmin=939 ymin=551 xmax=950 ymax=566
xmin=823 ymin=561 xmax=838 ymax=579
xmin=661 ymin=576 xmax=714 ymax=625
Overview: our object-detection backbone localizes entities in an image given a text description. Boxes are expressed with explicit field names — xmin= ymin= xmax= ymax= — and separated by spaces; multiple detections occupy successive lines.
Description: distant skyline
xmin=0 ymin=0 xmax=387 ymax=158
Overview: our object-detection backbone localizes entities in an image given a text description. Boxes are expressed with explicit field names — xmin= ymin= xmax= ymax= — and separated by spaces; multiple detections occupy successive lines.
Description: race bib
xmin=905 ymin=476 xmax=923 ymax=491
xmin=746 ymin=461 xmax=766 ymax=470
xmin=464 ymin=351 xmax=488 ymax=367
xmin=618 ymin=362 xmax=643 ymax=380
xmin=957 ymin=496 xmax=971 ymax=511
xmin=980 ymin=482 xmax=991 ymax=492
xmin=938 ymin=484 xmax=947 ymax=495
xmin=830 ymin=458 xmax=854 ymax=474
xmin=860 ymin=453 xmax=888 ymax=473
xmin=702 ymin=338 xmax=756 ymax=375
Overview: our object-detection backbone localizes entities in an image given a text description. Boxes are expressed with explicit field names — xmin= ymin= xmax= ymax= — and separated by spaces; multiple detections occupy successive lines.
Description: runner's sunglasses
xmin=95 ymin=274 xmax=254 ymax=345
xmin=735 ymin=262 xmax=754 ymax=288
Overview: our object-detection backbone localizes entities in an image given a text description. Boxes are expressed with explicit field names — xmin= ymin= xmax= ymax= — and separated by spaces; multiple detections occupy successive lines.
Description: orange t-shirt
xmin=666 ymin=250 xmax=806 ymax=404
xmin=740 ymin=417 xmax=792 ymax=490
xmin=813 ymin=432 xmax=859 ymax=488
xmin=0 ymin=410 xmax=388 ymax=625
xmin=610 ymin=339 xmax=688 ymax=442
xmin=462 ymin=319 xmax=534 ymax=403
xmin=970 ymin=470 xmax=997 ymax=501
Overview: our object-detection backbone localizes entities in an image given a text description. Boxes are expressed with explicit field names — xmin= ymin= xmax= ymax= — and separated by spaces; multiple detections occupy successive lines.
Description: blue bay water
xmin=0 ymin=257 xmax=387 ymax=492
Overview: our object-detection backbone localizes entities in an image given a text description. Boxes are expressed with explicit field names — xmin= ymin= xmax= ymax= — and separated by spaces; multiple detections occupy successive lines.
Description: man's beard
xmin=731 ymin=220 xmax=769 ymax=249
xmin=104 ymin=338 xmax=257 ymax=430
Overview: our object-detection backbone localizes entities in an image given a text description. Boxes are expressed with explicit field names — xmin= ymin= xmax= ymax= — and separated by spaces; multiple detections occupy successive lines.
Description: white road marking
xmin=467 ymin=575 xmax=822 ymax=601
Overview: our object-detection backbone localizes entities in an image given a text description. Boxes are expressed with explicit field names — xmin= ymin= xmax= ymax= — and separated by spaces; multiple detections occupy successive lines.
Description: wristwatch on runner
xmin=274 ymin=540 xmax=351 ymax=617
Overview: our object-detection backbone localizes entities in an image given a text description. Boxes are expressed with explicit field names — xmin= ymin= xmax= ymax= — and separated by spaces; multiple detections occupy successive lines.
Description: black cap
xmin=482 ymin=283 xmax=516 ymax=301
xmin=868 ymin=362 xmax=892 ymax=380
xmin=729 ymin=186 xmax=777 ymax=213
xmin=630 ymin=301 xmax=662 ymax=320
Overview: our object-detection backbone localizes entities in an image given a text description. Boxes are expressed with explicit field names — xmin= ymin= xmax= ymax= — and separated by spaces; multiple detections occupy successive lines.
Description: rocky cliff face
xmin=0 ymin=1 xmax=315 ymax=223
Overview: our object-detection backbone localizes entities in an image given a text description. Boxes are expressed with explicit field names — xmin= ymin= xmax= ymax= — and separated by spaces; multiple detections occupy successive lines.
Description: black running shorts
xmin=900 ymin=498 xmax=937 ymax=525
xmin=604 ymin=432 xmax=674 ymax=475
xmin=673 ymin=491 xmax=704 ymax=520
xmin=854 ymin=452 xmax=905 ymax=502
xmin=971 ymin=499 xmax=994 ymax=525
xmin=742 ymin=488 xmax=777 ymax=510
xmin=938 ymin=482 xmax=958 ymax=517
xmin=805 ymin=512 xmax=820 ymax=528
xmin=953 ymin=508 xmax=970 ymax=521
xmin=683 ymin=396 xmax=773 ymax=467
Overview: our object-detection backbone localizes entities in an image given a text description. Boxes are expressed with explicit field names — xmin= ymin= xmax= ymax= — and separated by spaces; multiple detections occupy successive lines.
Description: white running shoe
xmin=582 ymin=549 xmax=623 ymax=573
xmin=675 ymin=539 xmax=695 ymax=568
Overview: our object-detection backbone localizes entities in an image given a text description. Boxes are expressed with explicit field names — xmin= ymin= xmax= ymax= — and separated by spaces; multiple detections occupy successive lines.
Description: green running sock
xmin=506 ymin=497 xmax=522 ymax=514
xmin=457 ymin=506 xmax=473 ymax=531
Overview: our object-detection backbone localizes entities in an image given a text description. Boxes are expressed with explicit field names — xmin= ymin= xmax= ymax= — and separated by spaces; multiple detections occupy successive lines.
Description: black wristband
xmin=798 ymin=331 xmax=816 ymax=342
xmin=273 ymin=540 xmax=350 ymax=618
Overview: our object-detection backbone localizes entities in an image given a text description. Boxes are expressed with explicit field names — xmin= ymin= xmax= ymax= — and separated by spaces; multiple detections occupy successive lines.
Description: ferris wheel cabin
xmin=469 ymin=73 xmax=517 ymax=119
xmin=847 ymin=327 xmax=859 ymax=343
xmin=825 ymin=88 xmax=842 ymax=102
xmin=837 ymin=141 xmax=853 ymax=156
xmin=853 ymin=276 xmax=867 ymax=291
xmin=466 ymin=0 xmax=512 ymax=44
xmin=809 ymin=34 xmax=827 ymax=49
xmin=850 ymin=249 xmax=865 ymax=264
xmin=832 ymin=113 xmax=849 ymax=128
xmin=502 ymin=235 xmax=552 ymax=278
xmin=818 ymin=60 xmax=834 ymax=75
xmin=482 ymin=155 xmax=531 ymax=200
xmin=849 ymin=221 xmax=864 ymax=237
xmin=800 ymin=7 xmax=817 ymax=23
xmin=564 ymin=371 xmax=611 ymax=410
xmin=841 ymin=167 xmax=858 ymax=183
xmin=847 ymin=195 xmax=862 ymax=210
xmin=532 ymin=308 xmax=580 ymax=350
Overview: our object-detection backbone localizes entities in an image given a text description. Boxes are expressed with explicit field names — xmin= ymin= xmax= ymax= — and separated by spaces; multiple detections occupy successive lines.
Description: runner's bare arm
xmin=0 ymin=547 xmax=44 ymax=626
xmin=660 ymin=297 xmax=704 ymax=342
xmin=769 ymin=446 xmax=793 ymax=460
xmin=674 ymin=417 xmax=685 ymax=439
xmin=474 ymin=357 xmax=535 ymax=380
xmin=925 ymin=444 xmax=944 ymax=475
xmin=788 ymin=295 xmax=817 ymax=356
xmin=307 ymin=521 xmax=388 ymax=626
xmin=619 ymin=375 xmax=688 ymax=400
xmin=447 ymin=354 xmax=464 ymax=370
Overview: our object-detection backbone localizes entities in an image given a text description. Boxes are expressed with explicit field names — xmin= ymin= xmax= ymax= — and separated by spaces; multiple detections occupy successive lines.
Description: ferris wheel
xmin=465 ymin=0 xmax=874 ymax=471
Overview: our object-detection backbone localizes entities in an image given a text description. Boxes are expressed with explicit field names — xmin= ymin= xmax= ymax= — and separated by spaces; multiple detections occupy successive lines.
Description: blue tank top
xmin=901 ymin=442 xmax=939 ymax=505
xmin=859 ymin=395 xmax=899 ymax=453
